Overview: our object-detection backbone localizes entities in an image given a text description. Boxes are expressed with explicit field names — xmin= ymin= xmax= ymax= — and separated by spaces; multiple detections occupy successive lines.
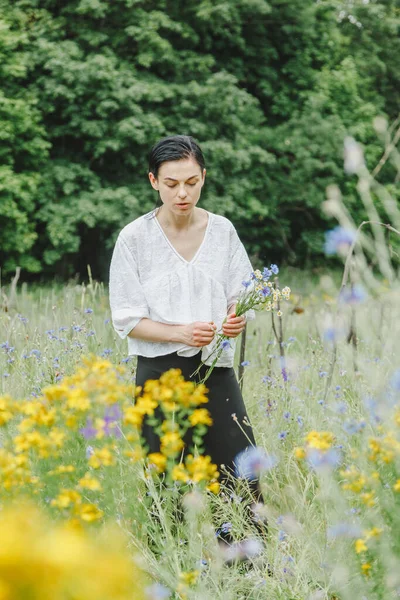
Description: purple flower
xmin=100 ymin=348 xmax=113 ymax=357
xmin=328 ymin=522 xmax=362 ymax=539
xmin=261 ymin=286 xmax=271 ymax=297
xmin=390 ymin=370 xmax=400 ymax=392
xmin=279 ymin=431 xmax=288 ymax=440
xmin=270 ymin=264 xmax=279 ymax=275
xmin=80 ymin=418 xmax=98 ymax=440
xmin=263 ymin=267 xmax=272 ymax=279
xmin=242 ymin=280 xmax=251 ymax=288
xmin=234 ymin=447 xmax=278 ymax=479
xmin=339 ymin=284 xmax=367 ymax=305
xmin=307 ymin=448 xmax=341 ymax=470
xmin=324 ymin=227 xmax=356 ymax=256
xmin=84 ymin=308 xmax=93 ymax=314
xmin=241 ymin=360 xmax=250 ymax=367
xmin=221 ymin=339 xmax=232 ymax=351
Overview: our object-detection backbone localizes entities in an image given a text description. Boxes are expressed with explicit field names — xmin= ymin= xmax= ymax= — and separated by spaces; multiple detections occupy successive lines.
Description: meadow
xmin=0 ymin=257 xmax=399 ymax=599
xmin=1 ymin=137 xmax=400 ymax=600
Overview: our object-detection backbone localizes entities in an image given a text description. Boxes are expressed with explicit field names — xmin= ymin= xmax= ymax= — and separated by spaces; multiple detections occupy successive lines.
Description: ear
xmin=201 ymin=168 xmax=206 ymax=187
xmin=148 ymin=172 xmax=159 ymax=191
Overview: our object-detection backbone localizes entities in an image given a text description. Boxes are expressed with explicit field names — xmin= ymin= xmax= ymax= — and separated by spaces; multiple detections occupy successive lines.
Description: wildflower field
xmin=1 ymin=136 xmax=400 ymax=599
xmin=1 ymin=257 xmax=399 ymax=599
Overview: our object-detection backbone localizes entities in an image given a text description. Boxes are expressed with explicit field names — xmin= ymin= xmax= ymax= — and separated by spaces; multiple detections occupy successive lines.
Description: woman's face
xmin=148 ymin=157 xmax=206 ymax=215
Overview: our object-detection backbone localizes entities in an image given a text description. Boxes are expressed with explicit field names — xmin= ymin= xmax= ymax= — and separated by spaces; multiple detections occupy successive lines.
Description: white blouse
xmin=109 ymin=210 xmax=255 ymax=368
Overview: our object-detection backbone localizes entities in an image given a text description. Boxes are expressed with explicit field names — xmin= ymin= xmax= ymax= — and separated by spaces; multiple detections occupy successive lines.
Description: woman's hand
xmin=222 ymin=313 xmax=246 ymax=338
xmin=179 ymin=321 xmax=217 ymax=347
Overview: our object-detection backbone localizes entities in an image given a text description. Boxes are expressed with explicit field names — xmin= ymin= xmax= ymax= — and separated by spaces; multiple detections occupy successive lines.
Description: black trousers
xmin=135 ymin=351 xmax=258 ymax=492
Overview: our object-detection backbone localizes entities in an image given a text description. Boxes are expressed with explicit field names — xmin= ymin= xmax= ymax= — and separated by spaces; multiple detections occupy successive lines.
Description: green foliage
xmin=0 ymin=0 xmax=398 ymax=278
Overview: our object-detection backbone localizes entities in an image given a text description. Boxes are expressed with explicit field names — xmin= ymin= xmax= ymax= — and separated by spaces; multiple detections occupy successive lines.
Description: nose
xmin=178 ymin=185 xmax=187 ymax=199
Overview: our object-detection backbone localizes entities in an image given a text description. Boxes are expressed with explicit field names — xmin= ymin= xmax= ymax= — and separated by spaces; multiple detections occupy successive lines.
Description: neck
xmin=157 ymin=205 xmax=198 ymax=231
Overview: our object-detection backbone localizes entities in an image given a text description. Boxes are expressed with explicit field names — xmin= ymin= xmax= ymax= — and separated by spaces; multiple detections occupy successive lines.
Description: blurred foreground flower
xmin=234 ymin=446 xmax=278 ymax=480
xmin=0 ymin=501 xmax=146 ymax=600
xmin=344 ymin=136 xmax=365 ymax=174
xmin=324 ymin=226 xmax=356 ymax=256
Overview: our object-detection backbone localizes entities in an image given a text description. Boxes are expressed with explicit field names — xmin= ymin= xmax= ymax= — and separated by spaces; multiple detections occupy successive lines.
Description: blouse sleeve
xmin=109 ymin=234 xmax=150 ymax=339
xmin=227 ymin=224 xmax=256 ymax=321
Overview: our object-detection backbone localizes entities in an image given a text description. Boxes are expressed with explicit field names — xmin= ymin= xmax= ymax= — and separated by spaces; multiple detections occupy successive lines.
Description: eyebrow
xmin=163 ymin=174 xmax=200 ymax=181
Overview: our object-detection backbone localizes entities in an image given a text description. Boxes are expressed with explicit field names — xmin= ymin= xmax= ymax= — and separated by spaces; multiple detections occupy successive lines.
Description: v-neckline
xmin=153 ymin=209 xmax=212 ymax=265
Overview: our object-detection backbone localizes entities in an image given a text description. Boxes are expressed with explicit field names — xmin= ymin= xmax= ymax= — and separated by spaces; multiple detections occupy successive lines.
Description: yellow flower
xmin=78 ymin=473 xmax=102 ymax=491
xmin=207 ymin=481 xmax=220 ymax=494
xmin=134 ymin=394 xmax=158 ymax=416
xmin=0 ymin=395 xmax=14 ymax=425
xmin=294 ymin=447 xmax=306 ymax=459
xmin=75 ymin=503 xmax=104 ymax=522
xmin=355 ymin=539 xmax=368 ymax=554
xmin=189 ymin=409 xmax=213 ymax=427
xmin=160 ymin=432 xmax=184 ymax=457
xmin=361 ymin=562 xmax=371 ymax=576
xmin=394 ymin=479 xmax=400 ymax=492
xmin=147 ymin=453 xmax=167 ymax=473
xmin=305 ymin=431 xmax=334 ymax=451
xmin=123 ymin=406 xmax=143 ymax=428
xmin=123 ymin=446 xmax=144 ymax=463
xmin=172 ymin=463 xmax=189 ymax=482
xmin=51 ymin=489 xmax=82 ymax=509
xmin=66 ymin=389 xmax=91 ymax=411
xmin=88 ymin=447 xmax=115 ymax=469
xmin=48 ymin=465 xmax=75 ymax=476
xmin=364 ymin=527 xmax=382 ymax=539
xmin=186 ymin=454 xmax=219 ymax=484
xmin=179 ymin=570 xmax=200 ymax=586
xmin=360 ymin=492 xmax=376 ymax=507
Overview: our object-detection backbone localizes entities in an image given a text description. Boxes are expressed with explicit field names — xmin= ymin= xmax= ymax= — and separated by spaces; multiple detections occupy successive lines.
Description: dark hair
xmin=146 ymin=135 xmax=206 ymax=216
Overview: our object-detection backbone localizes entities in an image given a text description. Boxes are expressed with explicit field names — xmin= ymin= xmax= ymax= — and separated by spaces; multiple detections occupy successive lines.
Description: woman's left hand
xmin=222 ymin=313 xmax=246 ymax=338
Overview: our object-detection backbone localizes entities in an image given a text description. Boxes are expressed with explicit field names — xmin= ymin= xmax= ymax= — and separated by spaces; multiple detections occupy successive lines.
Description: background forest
xmin=1 ymin=0 xmax=399 ymax=280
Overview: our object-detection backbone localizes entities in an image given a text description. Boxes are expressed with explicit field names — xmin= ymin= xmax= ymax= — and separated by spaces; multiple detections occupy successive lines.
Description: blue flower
xmin=234 ymin=447 xmax=278 ymax=479
xmin=278 ymin=530 xmax=287 ymax=542
xmin=261 ymin=286 xmax=271 ymax=297
xmin=307 ymin=448 xmax=341 ymax=470
xmin=324 ymin=226 xmax=356 ymax=256
xmin=339 ymin=284 xmax=367 ymax=305
xmin=80 ymin=418 xmax=98 ymax=440
xmin=84 ymin=308 xmax=93 ymax=314
xmin=101 ymin=348 xmax=113 ymax=357
xmin=263 ymin=267 xmax=272 ymax=279
xmin=221 ymin=339 xmax=232 ymax=351
xmin=241 ymin=360 xmax=250 ymax=367
xmin=242 ymin=280 xmax=251 ymax=288
xmin=270 ymin=264 xmax=279 ymax=275
xmin=279 ymin=431 xmax=288 ymax=440
xmin=390 ymin=370 xmax=400 ymax=392
xmin=327 ymin=522 xmax=362 ymax=539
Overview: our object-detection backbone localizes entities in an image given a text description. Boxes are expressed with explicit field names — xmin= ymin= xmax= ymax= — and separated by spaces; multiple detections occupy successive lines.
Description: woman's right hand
xmin=179 ymin=321 xmax=217 ymax=347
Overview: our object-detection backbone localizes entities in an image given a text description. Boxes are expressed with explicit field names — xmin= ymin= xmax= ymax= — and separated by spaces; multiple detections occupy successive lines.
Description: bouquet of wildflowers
xmin=191 ymin=265 xmax=291 ymax=384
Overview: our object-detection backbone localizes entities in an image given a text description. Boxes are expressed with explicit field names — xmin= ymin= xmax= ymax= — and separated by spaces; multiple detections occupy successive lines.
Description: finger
xmin=226 ymin=316 xmax=245 ymax=324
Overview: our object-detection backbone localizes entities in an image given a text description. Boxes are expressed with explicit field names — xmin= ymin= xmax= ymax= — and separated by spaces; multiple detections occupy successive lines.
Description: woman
xmin=109 ymin=135 xmax=260 ymax=501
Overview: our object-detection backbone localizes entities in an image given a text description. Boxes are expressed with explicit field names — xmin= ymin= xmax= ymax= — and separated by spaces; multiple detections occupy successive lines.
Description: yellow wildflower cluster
xmin=340 ymin=465 xmax=378 ymax=506
xmin=368 ymin=433 xmax=400 ymax=464
xmin=294 ymin=430 xmax=335 ymax=459
xmin=0 ymin=502 xmax=146 ymax=599
xmin=171 ymin=454 xmax=220 ymax=494
xmin=123 ymin=369 xmax=209 ymax=429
